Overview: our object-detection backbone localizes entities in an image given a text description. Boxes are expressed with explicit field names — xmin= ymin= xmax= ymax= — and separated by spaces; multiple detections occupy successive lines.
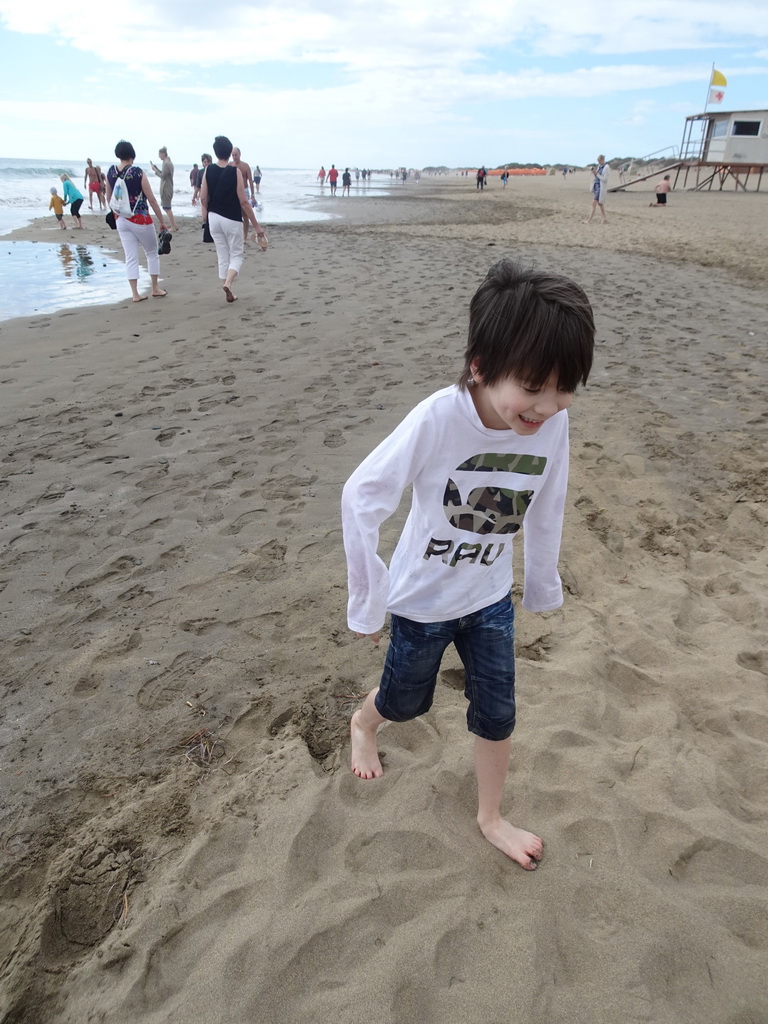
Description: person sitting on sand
xmin=585 ymin=155 xmax=610 ymax=223
xmin=650 ymin=175 xmax=672 ymax=208
xmin=60 ymin=174 xmax=84 ymax=229
xmin=106 ymin=140 xmax=169 ymax=302
xmin=200 ymin=135 xmax=267 ymax=304
xmin=49 ymin=187 xmax=67 ymax=230
xmin=342 ymin=259 xmax=595 ymax=871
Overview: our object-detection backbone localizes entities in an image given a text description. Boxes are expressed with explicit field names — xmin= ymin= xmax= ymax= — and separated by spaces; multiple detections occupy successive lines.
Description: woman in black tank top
xmin=201 ymin=135 xmax=267 ymax=303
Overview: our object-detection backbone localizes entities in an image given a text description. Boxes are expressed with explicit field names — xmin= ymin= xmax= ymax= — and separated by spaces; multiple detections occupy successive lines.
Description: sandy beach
xmin=1 ymin=173 xmax=767 ymax=1023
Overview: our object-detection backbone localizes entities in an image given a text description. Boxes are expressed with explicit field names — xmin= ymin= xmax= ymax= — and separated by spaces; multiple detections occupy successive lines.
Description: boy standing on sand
xmin=342 ymin=260 xmax=594 ymax=871
xmin=650 ymin=175 xmax=672 ymax=207
xmin=49 ymin=187 xmax=67 ymax=229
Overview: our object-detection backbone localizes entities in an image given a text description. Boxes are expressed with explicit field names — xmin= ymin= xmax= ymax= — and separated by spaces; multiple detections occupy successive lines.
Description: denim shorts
xmin=375 ymin=593 xmax=516 ymax=741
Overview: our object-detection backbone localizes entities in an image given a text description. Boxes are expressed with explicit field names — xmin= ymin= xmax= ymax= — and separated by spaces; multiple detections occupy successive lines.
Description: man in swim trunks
xmin=649 ymin=175 xmax=672 ymax=207
xmin=231 ymin=148 xmax=255 ymax=201
xmin=84 ymin=158 xmax=104 ymax=210
xmin=328 ymin=164 xmax=339 ymax=195
xmin=231 ymin=148 xmax=255 ymax=240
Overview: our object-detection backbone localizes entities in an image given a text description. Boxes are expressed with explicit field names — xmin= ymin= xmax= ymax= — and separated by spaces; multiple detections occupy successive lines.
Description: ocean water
xmin=0 ymin=159 xmax=389 ymax=321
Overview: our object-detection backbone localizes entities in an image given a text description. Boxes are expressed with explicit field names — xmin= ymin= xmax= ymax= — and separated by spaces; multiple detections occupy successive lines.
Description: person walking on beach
xmin=231 ymin=148 xmax=254 ymax=202
xmin=231 ymin=147 xmax=255 ymax=242
xmin=328 ymin=164 xmax=339 ymax=195
xmin=48 ymin=187 xmax=67 ymax=230
xmin=200 ymin=135 xmax=267 ymax=304
xmin=60 ymin=174 xmax=84 ymax=228
xmin=585 ymin=155 xmax=610 ymax=223
xmin=195 ymin=155 xmax=212 ymax=206
xmin=342 ymin=259 xmax=595 ymax=870
xmin=318 ymin=166 xmax=326 ymax=185
xmin=83 ymin=158 xmax=104 ymax=211
xmin=254 ymin=165 xmax=262 ymax=194
xmin=190 ymin=164 xmax=199 ymax=203
xmin=342 ymin=168 xmax=352 ymax=196
xmin=96 ymin=166 xmax=108 ymax=208
xmin=150 ymin=147 xmax=178 ymax=232
xmin=106 ymin=140 xmax=169 ymax=302
xmin=649 ymin=175 xmax=672 ymax=207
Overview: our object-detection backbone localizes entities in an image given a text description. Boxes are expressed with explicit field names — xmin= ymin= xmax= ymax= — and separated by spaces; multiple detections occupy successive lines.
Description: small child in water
xmin=49 ymin=187 xmax=66 ymax=230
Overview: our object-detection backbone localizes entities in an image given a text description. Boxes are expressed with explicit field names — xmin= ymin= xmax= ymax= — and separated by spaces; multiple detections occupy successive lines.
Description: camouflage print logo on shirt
xmin=443 ymin=481 xmax=533 ymax=535
xmin=441 ymin=451 xmax=547 ymax=536
xmin=454 ymin=452 xmax=547 ymax=476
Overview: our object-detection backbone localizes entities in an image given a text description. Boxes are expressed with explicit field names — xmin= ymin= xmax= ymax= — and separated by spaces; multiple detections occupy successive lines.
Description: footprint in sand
xmin=136 ymin=652 xmax=211 ymax=710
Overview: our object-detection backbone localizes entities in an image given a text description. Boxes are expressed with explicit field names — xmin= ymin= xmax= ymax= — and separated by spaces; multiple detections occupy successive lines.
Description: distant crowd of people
xmin=316 ymin=166 xmax=376 ymax=195
xmin=46 ymin=148 xmax=673 ymax=303
xmin=49 ymin=139 xmax=268 ymax=304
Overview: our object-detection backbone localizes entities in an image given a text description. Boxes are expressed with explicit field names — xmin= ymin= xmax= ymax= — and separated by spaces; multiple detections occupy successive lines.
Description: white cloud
xmin=2 ymin=0 xmax=767 ymax=71
xmin=2 ymin=0 xmax=766 ymax=164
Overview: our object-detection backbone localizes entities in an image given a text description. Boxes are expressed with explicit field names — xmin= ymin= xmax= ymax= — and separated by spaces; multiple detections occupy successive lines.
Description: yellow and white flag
xmin=711 ymin=69 xmax=727 ymax=87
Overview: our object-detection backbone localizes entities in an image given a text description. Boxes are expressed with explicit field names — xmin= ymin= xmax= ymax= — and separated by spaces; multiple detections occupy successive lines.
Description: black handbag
xmin=201 ymin=164 xmax=225 ymax=243
xmin=105 ymin=211 xmax=116 ymax=230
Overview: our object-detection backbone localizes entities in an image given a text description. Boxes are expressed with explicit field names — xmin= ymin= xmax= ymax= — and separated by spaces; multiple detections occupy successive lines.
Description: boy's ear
xmin=470 ymin=363 xmax=484 ymax=383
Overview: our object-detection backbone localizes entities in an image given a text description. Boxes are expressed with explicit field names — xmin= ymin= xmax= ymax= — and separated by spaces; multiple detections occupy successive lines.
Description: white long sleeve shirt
xmin=342 ymin=385 xmax=569 ymax=635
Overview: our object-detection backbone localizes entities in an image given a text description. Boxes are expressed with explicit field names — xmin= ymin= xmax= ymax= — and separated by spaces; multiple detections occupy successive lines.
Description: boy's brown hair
xmin=459 ymin=260 xmax=595 ymax=393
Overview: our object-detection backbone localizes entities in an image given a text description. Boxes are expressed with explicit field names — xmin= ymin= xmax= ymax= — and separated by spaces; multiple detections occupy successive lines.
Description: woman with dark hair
xmin=201 ymin=135 xmax=267 ymax=303
xmin=106 ymin=140 xmax=169 ymax=302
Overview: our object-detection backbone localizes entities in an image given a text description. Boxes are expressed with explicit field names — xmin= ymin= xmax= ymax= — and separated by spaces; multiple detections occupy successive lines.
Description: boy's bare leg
xmin=475 ymin=735 xmax=543 ymax=870
xmin=350 ymin=688 xmax=387 ymax=779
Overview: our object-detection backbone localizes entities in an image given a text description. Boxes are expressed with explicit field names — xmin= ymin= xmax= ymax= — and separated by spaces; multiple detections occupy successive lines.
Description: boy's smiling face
xmin=470 ymin=369 xmax=573 ymax=434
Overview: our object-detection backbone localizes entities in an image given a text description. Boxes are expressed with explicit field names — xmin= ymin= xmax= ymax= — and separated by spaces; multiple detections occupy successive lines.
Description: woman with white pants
xmin=106 ymin=140 xmax=168 ymax=302
xmin=201 ymin=135 xmax=266 ymax=303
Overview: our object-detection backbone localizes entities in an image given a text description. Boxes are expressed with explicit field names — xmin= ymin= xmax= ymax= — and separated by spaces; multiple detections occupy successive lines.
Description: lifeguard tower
xmin=610 ymin=108 xmax=768 ymax=193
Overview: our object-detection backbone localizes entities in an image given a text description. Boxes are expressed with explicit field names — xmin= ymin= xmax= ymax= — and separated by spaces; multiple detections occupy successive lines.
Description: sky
xmin=1 ymin=0 xmax=767 ymax=168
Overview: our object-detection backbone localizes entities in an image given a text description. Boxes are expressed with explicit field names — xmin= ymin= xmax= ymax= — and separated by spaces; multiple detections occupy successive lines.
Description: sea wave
xmin=0 ymin=166 xmax=79 ymax=178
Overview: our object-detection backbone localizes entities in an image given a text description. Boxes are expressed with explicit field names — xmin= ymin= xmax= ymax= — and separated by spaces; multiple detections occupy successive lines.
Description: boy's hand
xmin=355 ymin=631 xmax=380 ymax=646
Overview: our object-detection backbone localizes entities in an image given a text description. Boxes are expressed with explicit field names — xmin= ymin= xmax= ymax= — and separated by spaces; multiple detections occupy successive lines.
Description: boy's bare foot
xmin=478 ymin=816 xmax=543 ymax=870
xmin=132 ymin=295 xmax=148 ymax=303
xmin=350 ymin=709 xmax=383 ymax=779
xmin=223 ymin=285 xmax=237 ymax=303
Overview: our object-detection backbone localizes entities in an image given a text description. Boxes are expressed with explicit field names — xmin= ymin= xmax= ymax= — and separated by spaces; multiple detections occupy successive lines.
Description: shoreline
xmin=2 ymin=174 xmax=767 ymax=1023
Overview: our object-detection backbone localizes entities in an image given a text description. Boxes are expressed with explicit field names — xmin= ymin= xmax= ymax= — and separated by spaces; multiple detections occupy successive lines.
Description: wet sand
xmin=1 ymin=174 xmax=767 ymax=1023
